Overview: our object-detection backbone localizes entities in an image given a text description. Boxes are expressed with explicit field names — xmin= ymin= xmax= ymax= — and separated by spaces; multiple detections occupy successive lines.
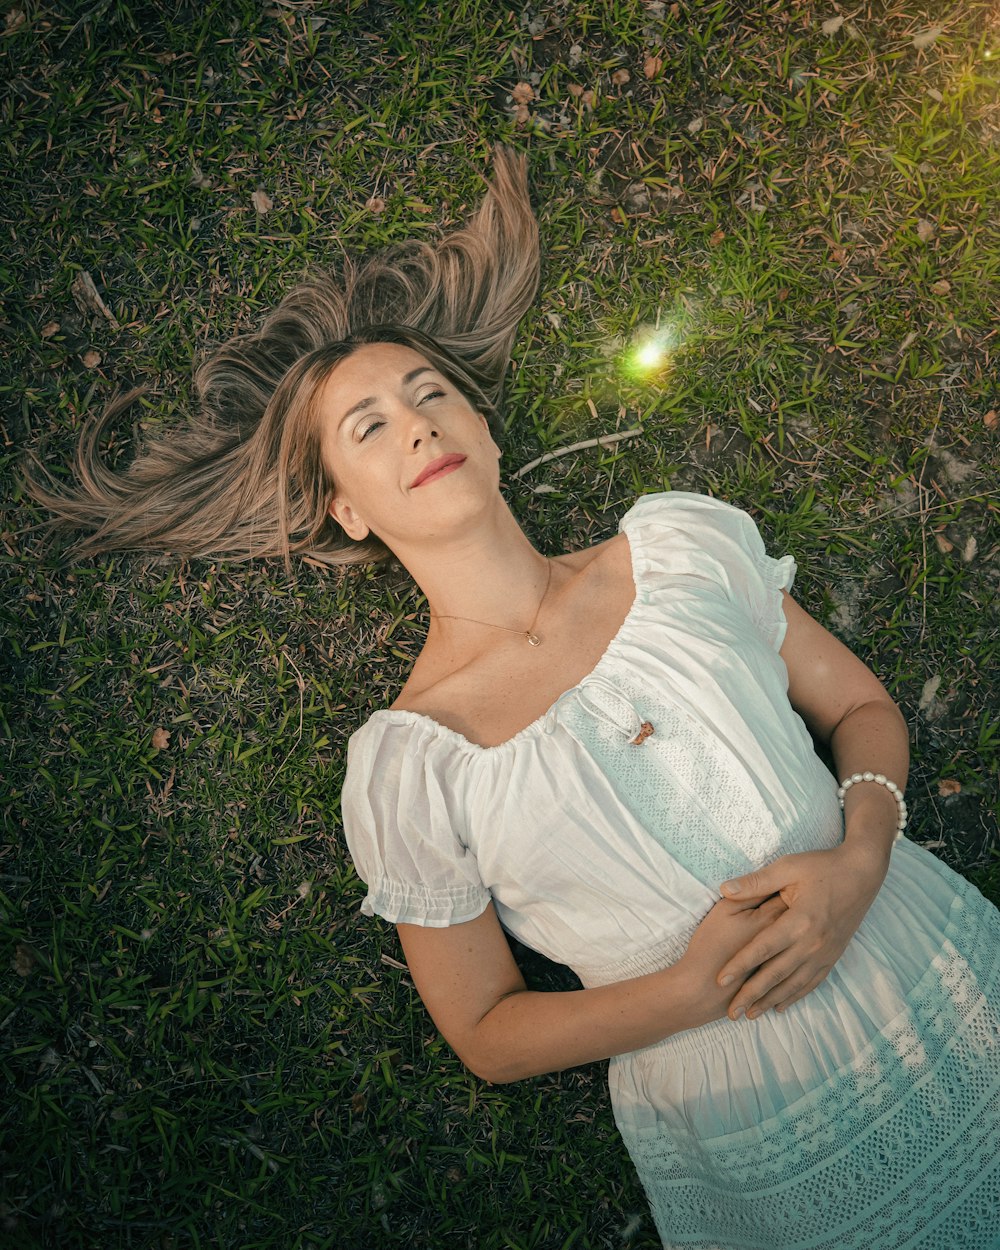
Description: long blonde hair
xmin=24 ymin=147 xmax=540 ymax=566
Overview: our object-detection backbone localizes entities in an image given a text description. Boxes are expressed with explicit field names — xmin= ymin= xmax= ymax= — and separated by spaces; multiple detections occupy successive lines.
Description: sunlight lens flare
xmin=622 ymin=322 xmax=683 ymax=381
xmin=636 ymin=340 xmax=667 ymax=369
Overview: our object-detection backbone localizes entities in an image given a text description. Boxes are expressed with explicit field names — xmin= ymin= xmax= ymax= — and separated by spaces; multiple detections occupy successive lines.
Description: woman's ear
xmin=479 ymin=413 xmax=502 ymax=459
xmin=328 ymin=496 xmax=370 ymax=542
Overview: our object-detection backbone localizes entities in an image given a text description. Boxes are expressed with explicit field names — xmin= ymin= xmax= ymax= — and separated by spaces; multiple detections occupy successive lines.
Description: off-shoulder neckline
xmin=359 ymin=502 xmax=651 ymax=754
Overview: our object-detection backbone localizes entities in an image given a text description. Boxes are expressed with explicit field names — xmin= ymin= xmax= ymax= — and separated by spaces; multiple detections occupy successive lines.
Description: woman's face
xmin=317 ymin=342 xmax=502 ymax=550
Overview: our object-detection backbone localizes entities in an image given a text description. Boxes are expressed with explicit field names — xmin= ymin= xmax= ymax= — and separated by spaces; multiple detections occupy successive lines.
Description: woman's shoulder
xmin=346 ymin=706 xmax=445 ymax=763
xmin=342 ymin=708 xmax=476 ymax=816
xmin=619 ymin=489 xmax=784 ymax=570
xmin=618 ymin=488 xmax=749 ymax=532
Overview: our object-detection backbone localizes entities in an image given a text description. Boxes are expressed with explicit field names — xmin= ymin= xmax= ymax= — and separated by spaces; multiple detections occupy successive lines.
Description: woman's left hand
xmin=714 ymin=842 xmax=890 ymax=1021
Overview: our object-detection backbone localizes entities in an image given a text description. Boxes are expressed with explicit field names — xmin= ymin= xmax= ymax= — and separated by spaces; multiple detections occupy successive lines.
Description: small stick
xmin=511 ymin=428 xmax=643 ymax=480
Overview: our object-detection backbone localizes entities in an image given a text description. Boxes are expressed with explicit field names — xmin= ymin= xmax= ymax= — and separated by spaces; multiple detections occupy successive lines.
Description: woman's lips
xmin=411 ymin=454 xmax=467 ymax=487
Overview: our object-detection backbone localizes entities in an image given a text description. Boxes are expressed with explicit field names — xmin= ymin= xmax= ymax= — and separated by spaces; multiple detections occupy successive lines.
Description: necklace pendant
xmin=525 ymin=631 xmax=541 ymax=647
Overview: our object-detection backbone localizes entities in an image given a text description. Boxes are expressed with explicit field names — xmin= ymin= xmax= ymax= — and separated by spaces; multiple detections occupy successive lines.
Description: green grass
xmin=2 ymin=1 xmax=998 ymax=1246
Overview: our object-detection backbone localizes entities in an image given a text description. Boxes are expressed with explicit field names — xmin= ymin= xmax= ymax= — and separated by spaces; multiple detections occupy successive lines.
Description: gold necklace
xmin=430 ymin=559 xmax=552 ymax=647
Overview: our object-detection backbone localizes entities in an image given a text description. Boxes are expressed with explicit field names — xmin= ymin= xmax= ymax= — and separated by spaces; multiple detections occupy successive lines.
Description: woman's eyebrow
xmin=338 ymin=366 xmax=434 ymax=426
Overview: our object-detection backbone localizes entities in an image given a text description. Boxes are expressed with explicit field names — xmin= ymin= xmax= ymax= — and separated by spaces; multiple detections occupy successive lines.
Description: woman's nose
xmin=408 ymin=411 xmax=440 ymax=447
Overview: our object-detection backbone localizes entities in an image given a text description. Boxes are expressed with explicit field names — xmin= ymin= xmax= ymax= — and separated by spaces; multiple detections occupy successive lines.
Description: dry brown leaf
xmin=937 ymin=778 xmax=962 ymax=797
xmin=918 ymin=675 xmax=942 ymax=712
xmin=13 ymin=944 xmax=36 ymax=976
xmin=982 ymin=409 xmax=998 ymax=430
xmin=71 ymin=270 xmax=120 ymax=329
xmin=151 ymin=727 xmax=171 ymax=751
xmin=612 ymin=69 xmax=630 ymax=85
xmin=251 ymin=189 xmax=273 ymax=215
xmin=916 ymin=219 xmax=935 ymax=243
xmin=821 ymin=15 xmax=845 ymax=35
xmin=643 ymin=54 xmax=663 ymax=79
xmin=365 ymin=196 xmax=386 ymax=214
xmin=930 ymin=279 xmax=951 ymax=295
xmin=709 ymin=228 xmax=726 ymax=247
xmin=567 ymin=83 xmax=584 ymax=98
xmin=687 ymin=116 xmax=704 ymax=135
xmin=934 ymin=531 xmax=954 ymax=554
xmin=912 ymin=26 xmax=943 ymax=51
xmin=962 ymin=536 xmax=978 ymax=563
xmin=512 ymin=82 xmax=534 ymax=104
xmin=81 ymin=350 xmax=102 ymax=369
xmin=41 ymin=321 xmax=60 ymax=339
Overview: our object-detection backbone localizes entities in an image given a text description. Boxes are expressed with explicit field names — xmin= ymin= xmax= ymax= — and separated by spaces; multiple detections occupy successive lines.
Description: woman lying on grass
xmin=27 ymin=150 xmax=1000 ymax=1249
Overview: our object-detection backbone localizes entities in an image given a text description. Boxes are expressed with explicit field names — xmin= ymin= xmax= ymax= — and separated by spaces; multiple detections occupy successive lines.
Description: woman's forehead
xmin=336 ymin=341 xmax=432 ymax=383
xmin=320 ymin=342 xmax=434 ymax=408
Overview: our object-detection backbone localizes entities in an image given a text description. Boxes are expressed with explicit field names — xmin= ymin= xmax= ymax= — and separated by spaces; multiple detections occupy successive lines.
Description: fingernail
xmin=747 ymin=1008 xmax=760 ymax=1020
xmin=720 ymin=974 xmax=734 ymax=987
xmin=730 ymin=1007 xmax=743 ymax=1020
xmin=721 ymin=880 xmax=740 ymax=894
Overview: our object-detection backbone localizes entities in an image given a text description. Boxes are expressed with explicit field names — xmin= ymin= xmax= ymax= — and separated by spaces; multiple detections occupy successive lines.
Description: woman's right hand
xmin=674 ymin=893 xmax=789 ymax=1029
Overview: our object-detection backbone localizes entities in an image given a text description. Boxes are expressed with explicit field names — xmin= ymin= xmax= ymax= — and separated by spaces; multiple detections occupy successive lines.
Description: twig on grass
xmin=511 ymin=428 xmax=644 ymax=487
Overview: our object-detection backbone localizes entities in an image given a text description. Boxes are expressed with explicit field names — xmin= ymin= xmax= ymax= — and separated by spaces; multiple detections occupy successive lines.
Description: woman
xmin=28 ymin=150 xmax=1000 ymax=1247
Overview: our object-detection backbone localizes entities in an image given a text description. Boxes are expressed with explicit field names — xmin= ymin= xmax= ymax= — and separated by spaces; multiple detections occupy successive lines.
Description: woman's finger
xmin=745 ymin=970 xmax=822 ymax=1018
xmin=745 ymin=961 xmax=835 ymax=1019
xmin=772 ymin=970 xmax=832 ymax=1014
xmin=753 ymin=895 xmax=789 ymax=924
xmin=726 ymin=920 xmax=827 ymax=1014
xmin=719 ymin=857 xmax=790 ymax=901
xmin=727 ymin=951 xmax=813 ymax=1018
xmin=717 ymin=910 xmax=800 ymax=989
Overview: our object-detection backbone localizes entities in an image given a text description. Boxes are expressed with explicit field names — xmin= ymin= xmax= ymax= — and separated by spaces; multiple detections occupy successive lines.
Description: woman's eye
xmin=420 ymin=389 xmax=445 ymax=403
xmin=358 ymin=419 xmax=384 ymax=441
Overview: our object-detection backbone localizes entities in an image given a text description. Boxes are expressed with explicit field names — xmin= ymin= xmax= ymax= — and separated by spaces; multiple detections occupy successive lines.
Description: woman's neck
xmin=396 ymin=504 xmax=556 ymax=642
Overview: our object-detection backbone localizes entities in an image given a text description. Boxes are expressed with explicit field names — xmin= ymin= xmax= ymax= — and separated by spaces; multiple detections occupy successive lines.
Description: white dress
xmin=340 ymin=491 xmax=1000 ymax=1248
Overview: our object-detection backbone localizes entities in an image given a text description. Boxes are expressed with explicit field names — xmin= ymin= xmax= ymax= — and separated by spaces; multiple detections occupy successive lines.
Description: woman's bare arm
xmin=779 ymin=588 xmax=910 ymax=853
xmin=397 ymin=893 xmax=787 ymax=1084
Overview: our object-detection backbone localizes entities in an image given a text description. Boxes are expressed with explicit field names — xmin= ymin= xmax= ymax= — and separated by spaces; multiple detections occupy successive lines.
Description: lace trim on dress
xmin=621 ymin=882 xmax=1000 ymax=1249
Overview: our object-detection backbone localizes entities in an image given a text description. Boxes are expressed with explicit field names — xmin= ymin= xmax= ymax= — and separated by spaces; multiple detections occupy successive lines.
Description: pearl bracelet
xmin=837 ymin=772 xmax=908 ymax=840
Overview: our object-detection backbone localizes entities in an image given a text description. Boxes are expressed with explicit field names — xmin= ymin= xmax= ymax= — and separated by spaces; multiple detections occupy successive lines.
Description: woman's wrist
xmin=837 ymin=827 xmax=892 ymax=886
xmin=842 ymin=778 xmax=901 ymax=853
xmin=839 ymin=771 xmax=907 ymax=832
xmin=830 ymin=698 xmax=910 ymax=844
xmin=654 ymin=960 xmax=710 ymax=1034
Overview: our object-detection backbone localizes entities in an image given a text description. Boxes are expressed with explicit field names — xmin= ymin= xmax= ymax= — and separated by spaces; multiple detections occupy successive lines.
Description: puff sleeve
xmin=623 ymin=491 xmax=797 ymax=652
xmin=339 ymin=716 xmax=491 ymax=927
